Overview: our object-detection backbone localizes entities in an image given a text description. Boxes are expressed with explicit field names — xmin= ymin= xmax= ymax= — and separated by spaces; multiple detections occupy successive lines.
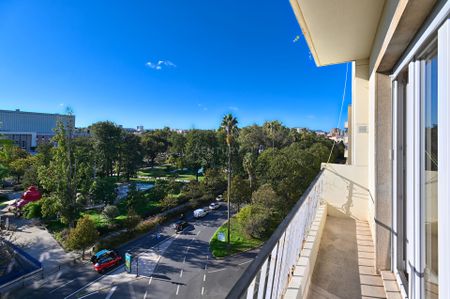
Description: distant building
xmin=0 ymin=109 xmax=75 ymax=151
xmin=136 ymin=125 xmax=144 ymax=133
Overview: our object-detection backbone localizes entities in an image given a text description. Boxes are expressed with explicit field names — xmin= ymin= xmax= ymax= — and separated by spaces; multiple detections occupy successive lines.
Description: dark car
xmin=91 ymin=249 xmax=122 ymax=273
xmin=173 ymin=220 xmax=189 ymax=233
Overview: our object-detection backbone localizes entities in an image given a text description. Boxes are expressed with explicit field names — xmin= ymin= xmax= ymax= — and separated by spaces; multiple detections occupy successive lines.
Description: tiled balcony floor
xmin=307 ymin=215 xmax=387 ymax=299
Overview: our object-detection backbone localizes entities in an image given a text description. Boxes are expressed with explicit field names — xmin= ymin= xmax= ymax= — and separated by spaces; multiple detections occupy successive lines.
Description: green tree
xmin=9 ymin=157 xmax=29 ymax=184
xmin=90 ymin=121 xmax=122 ymax=177
xmin=184 ymin=130 xmax=220 ymax=180
xmin=202 ymin=168 xmax=226 ymax=196
xmin=225 ymin=176 xmax=251 ymax=211
xmin=120 ymin=133 xmax=143 ymax=181
xmin=40 ymin=121 xmax=80 ymax=227
xmin=102 ymin=205 xmax=119 ymax=223
xmin=90 ymin=177 xmax=117 ymax=205
xmin=126 ymin=183 xmax=145 ymax=213
xmin=66 ymin=215 xmax=99 ymax=258
xmin=238 ymin=125 xmax=265 ymax=154
xmin=141 ymin=133 xmax=166 ymax=167
xmin=220 ymin=114 xmax=238 ymax=248
xmin=262 ymin=120 xmax=290 ymax=149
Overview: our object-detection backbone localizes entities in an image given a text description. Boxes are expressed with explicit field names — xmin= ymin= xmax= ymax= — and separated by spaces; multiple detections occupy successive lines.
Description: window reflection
xmin=423 ymin=54 xmax=438 ymax=299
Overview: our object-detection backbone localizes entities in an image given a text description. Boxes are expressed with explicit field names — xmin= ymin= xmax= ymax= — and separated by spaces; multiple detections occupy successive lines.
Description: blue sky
xmin=0 ymin=0 xmax=350 ymax=130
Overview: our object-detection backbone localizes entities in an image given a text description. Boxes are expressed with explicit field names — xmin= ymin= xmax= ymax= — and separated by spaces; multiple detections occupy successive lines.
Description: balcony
xmin=227 ymin=164 xmax=402 ymax=299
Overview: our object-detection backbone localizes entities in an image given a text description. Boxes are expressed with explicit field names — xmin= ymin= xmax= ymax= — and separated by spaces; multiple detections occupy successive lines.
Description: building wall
xmin=0 ymin=109 xmax=75 ymax=150
xmin=321 ymin=163 xmax=370 ymax=221
xmin=351 ymin=60 xmax=370 ymax=167
xmin=0 ymin=110 xmax=74 ymax=134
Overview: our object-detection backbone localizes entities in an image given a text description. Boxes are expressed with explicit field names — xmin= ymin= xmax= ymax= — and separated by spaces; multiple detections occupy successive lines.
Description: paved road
xmin=10 ymin=203 xmax=257 ymax=299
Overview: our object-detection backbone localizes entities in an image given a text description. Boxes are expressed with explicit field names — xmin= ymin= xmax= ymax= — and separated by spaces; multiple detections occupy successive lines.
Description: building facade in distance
xmin=0 ymin=109 xmax=75 ymax=151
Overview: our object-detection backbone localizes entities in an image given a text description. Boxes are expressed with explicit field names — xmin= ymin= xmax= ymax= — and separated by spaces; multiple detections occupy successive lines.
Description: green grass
xmin=82 ymin=211 xmax=109 ymax=228
xmin=45 ymin=220 xmax=68 ymax=234
xmin=137 ymin=165 xmax=203 ymax=182
xmin=210 ymin=217 xmax=264 ymax=258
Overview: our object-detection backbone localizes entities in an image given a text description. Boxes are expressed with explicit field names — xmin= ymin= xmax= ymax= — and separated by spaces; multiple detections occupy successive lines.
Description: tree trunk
xmin=227 ymin=144 xmax=231 ymax=251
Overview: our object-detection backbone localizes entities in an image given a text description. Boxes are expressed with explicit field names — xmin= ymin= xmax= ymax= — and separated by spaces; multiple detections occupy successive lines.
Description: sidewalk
xmin=8 ymin=218 xmax=79 ymax=272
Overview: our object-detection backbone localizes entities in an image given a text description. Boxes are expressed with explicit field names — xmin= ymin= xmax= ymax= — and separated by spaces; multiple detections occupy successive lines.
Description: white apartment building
xmin=228 ymin=1 xmax=449 ymax=299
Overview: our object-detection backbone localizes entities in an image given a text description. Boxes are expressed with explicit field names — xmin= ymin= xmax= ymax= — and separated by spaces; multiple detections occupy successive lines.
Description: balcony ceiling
xmin=290 ymin=0 xmax=386 ymax=66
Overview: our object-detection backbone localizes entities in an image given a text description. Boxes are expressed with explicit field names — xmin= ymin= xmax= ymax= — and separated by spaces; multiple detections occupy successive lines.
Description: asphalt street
xmin=10 ymin=203 xmax=258 ymax=299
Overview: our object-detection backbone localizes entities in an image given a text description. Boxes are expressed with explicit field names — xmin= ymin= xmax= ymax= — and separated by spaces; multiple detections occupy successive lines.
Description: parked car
xmin=193 ymin=208 xmax=208 ymax=218
xmin=209 ymin=202 xmax=220 ymax=210
xmin=215 ymin=194 xmax=223 ymax=202
xmin=91 ymin=249 xmax=122 ymax=273
xmin=173 ymin=220 xmax=189 ymax=233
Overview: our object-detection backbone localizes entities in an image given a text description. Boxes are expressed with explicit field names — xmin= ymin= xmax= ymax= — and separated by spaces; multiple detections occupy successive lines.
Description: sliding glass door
xmin=421 ymin=51 xmax=438 ymax=299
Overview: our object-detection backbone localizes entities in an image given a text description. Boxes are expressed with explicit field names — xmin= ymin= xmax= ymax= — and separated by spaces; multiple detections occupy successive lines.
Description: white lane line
xmin=238 ymin=260 xmax=252 ymax=266
xmin=203 ymin=274 xmax=206 ymax=282
xmin=204 ymin=264 xmax=207 ymax=270
xmin=144 ymin=290 xmax=148 ymax=299
xmin=183 ymin=256 xmax=186 ymax=264
xmin=196 ymin=230 xmax=201 ymax=236
xmin=49 ymin=278 xmax=77 ymax=293
xmin=207 ymin=268 xmax=226 ymax=274
xmin=201 ymin=286 xmax=205 ymax=296
xmin=148 ymin=277 xmax=153 ymax=285
xmin=105 ymin=286 xmax=117 ymax=299
xmin=63 ymin=266 xmax=124 ymax=299
xmin=77 ymin=291 xmax=98 ymax=299
xmin=176 ymin=285 xmax=180 ymax=295
xmin=179 ymin=269 xmax=183 ymax=278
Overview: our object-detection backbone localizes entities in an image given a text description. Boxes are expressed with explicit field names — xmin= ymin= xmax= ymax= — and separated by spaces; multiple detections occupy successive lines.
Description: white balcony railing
xmin=226 ymin=170 xmax=324 ymax=299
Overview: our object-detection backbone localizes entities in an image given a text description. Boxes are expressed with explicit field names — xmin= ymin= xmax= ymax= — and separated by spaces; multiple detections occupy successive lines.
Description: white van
xmin=193 ymin=208 xmax=207 ymax=218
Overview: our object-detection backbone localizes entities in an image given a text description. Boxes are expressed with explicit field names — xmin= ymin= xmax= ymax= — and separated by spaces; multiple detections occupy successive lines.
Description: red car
xmin=91 ymin=249 xmax=122 ymax=273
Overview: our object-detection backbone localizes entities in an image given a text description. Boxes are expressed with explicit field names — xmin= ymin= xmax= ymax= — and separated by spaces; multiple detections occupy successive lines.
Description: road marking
xmin=176 ymin=285 xmax=180 ymax=295
xmin=63 ymin=266 xmax=124 ymax=299
xmin=183 ymin=256 xmax=186 ymax=264
xmin=238 ymin=260 xmax=252 ymax=266
xmin=196 ymin=230 xmax=201 ymax=236
xmin=49 ymin=278 xmax=76 ymax=293
xmin=201 ymin=287 xmax=205 ymax=296
xmin=207 ymin=268 xmax=226 ymax=274
xmin=105 ymin=286 xmax=117 ymax=299
xmin=203 ymin=274 xmax=206 ymax=282
xmin=77 ymin=291 xmax=98 ymax=299
xmin=148 ymin=277 xmax=153 ymax=285
xmin=204 ymin=264 xmax=207 ymax=270
xmin=144 ymin=290 xmax=148 ymax=299
xmin=179 ymin=269 xmax=183 ymax=278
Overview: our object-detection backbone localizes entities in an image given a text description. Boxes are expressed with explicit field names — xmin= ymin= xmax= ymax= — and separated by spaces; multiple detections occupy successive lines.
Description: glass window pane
xmin=423 ymin=54 xmax=438 ymax=299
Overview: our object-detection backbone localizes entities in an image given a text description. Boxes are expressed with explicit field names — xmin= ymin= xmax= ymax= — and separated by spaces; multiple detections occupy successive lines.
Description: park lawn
xmin=82 ymin=210 xmax=109 ymax=229
xmin=138 ymin=165 xmax=203 ymax=182
xmin=210 ymin=217 xmax=264 ymax=258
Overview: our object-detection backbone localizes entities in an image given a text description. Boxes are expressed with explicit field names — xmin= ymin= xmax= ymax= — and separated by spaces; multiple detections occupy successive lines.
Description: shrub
xmin=124 ymin=209 xmax=141 ymax=231
xmin=239 ymin=205 xmax=273 ymax=239
xmin=23 ymin=201 xmax=43 ymax=219
xmin=66 ymin=215 xmax=99 ymax=257
xmin=102 ymin=205 xmax=119 ymax=222
xmin=160 ymin=195 xmax=179 ymax=211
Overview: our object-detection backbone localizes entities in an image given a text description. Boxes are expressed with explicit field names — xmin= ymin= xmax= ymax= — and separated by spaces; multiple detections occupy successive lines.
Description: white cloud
xmin=228 ymin=106 xmax=239 ymax=111
xmin=146 ymin=60 xmax=177 ymax=70
xmin=197 ymin=103 xmax=208 ymax=111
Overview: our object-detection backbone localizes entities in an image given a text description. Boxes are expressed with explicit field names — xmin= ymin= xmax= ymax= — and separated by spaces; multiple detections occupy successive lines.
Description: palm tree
xmin=220 ymin=114 xmax=238 ymax=249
